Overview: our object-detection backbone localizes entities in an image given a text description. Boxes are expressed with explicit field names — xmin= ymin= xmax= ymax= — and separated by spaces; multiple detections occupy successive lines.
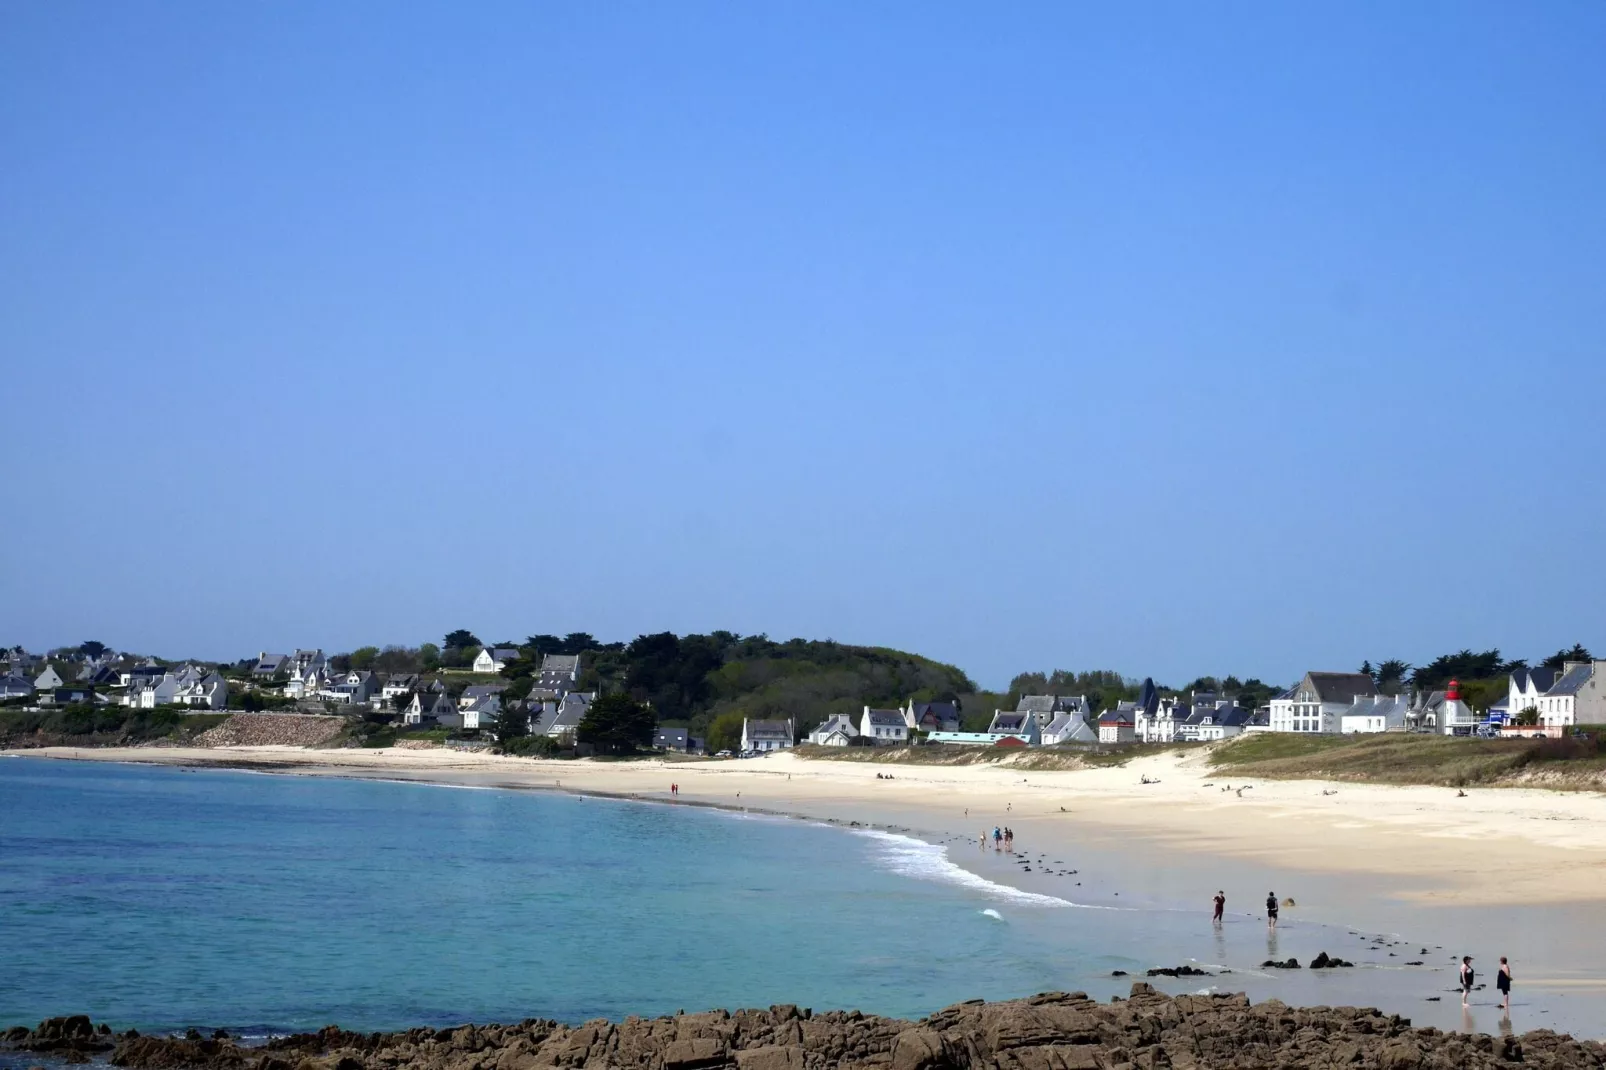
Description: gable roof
xmin=1016 ymin=695 xmax=1058 ymax=714
xmin=910 ymin=701 xmax=958 ymax=722
xmin=484 ymin=647 xmax=520 ymax=661
xmin=541 ymin=654 xmax=581 ymax=674
xmin=864 ymin=708 xmax=905 ymax=727
xmin=744 ymin=719 xmax=793 ymax=739
xmin=988 ymin=711 xmax=1031 ymax=732
xmin=461 ymin=684 xmax=506 ymax=700
xmin=1305 ymin=672 xmax=1378 ymax=703
xmin=252 ymin=654 xmax=290 ymax=674
xmin=1099 ymin=710 xmax=1132 ymax=725
xmin=1547 ymin=663 xmax=1595 ymax=696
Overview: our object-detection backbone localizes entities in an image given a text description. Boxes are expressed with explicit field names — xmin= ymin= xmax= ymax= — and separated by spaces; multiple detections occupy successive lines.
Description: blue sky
xmin=3 ymin=2 xmax=1603 ymax=689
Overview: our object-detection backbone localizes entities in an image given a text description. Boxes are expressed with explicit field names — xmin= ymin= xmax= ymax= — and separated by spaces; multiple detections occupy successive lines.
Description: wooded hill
xmin=493 ymin=631 xmax=975 ymax=748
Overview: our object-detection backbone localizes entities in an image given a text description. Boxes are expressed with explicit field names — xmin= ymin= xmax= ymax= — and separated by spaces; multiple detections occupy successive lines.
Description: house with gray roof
xmin=252 ymin=653 xmax=290 ymax=678
xmin=33 ymin=665 xmax=67 ymax=692
xmin=986 ymin=710 xmax=1042 ymax=744
xmin=808 ymin=713 xmax=859 ymax=746
xmin=473 ymin=646 xmax=521 ymax=673
xmin=1340 ymin=695 xmax=1410 ymax=734
xmin=904 ymin=700 xmax=960 ymax=733
xmin=1269 ymin=671 xmax=1378 ymax=734
xmin=1532 ymin=661 xmax=1606 ymax=730
xmin=1179 ymin=704 xmax=1253 ymax=741
xmin=859 ymin=707 xmax=909 ymax=744
xmin=1041 ymin=711 xmax=1097 ymax=745
xmin=740 ymin=718 xmax=794 ymax=753
xmin=654 ymin=727 xmax=690 ymax=753
xmin=544 ymin=691 xmax=596 ymax=740
xmin=458 ymin=683 xmax=506 ymax=708
xmin=0 ymin=673 xmax=34 ymax=701
xmin=403 ymin=690 xmax=456 ymax=726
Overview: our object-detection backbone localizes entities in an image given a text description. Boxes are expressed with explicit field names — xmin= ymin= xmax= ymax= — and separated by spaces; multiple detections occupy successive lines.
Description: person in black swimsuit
xmin=1212 ymin=891 xmax=1225 ymax=923
xmin=1497 ymin=956 xmax=1511 ymax=1011
xmin=1265 ymin=892 xmax=1279 ymax=928
xmin=1460 ymin=956 xmax=1475 ymax=1004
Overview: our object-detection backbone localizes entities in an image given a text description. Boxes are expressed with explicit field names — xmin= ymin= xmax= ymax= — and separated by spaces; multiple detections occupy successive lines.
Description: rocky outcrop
xmin=193 ymin=714 xmax=346 ymax=748
xmin=1309 ymin=952 xmax=1356 ymax=969
xmin=8 ymin=988 xmax=1603 ymax=1070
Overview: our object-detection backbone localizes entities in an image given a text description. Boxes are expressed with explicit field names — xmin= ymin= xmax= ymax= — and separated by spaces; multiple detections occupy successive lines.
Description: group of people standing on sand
xmin=1206 ymin=890 xmax=1284 ymax=927
xmin=669 ymin=783 xmax=679 ymax=796
xmin=1461 ymin=955 xmax=1514 ymax=1011
xmin=982 ymin=826 xmax=1014 ymax=852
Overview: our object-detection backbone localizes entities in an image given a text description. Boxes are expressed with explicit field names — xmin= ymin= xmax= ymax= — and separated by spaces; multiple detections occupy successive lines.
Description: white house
xmin=1179 ymin=704 xmax=1253 ymax=741
xmin=320 ymin=671 xmax=379 ymax=706
xmin=1508 ymin=666 xmax=1556 ymax=720
xmin=381 ymin=674 xmax=419 ymax=700
xmin=904 ymin=700 xmax=961 ymax=733
xmin=1269 ymin=672 xmax=1378 ymax=734
xmin=1097 ymin=709 xmax=1135 ymax=744
xmin=473 ymin=647 xmax=520 ymax=673
xmin=404 ymin=691 xmax=456 ymax=726
xmin=860 ymin=707 xmax=909 ymax=744
xmin=809 ymin=713 xmax=859 ymax=746
xmin=33 ymin=665 xmax=67 ymax=692
xmin=1339 ymin=695 xmax=1410 ymax=734
xmin=459 ymin=693 xmax=501 ymax=731
xmin=986 ymin=710 xmax=1041 ymax=744
xmin=1041 ymin=711 xmax=1097 ymax=745
xmin=458 ymin=683 xmax=505 ymax=710
xmin=175 ymin=672 xmax=229 ymax=710
xmin=741 ymin=718 xmax=794 ymax=753
xmin=1528 ymin=662 xmax=1606 ymax=730
xmin=1347 ymin=694 xmax=1412 ymax=734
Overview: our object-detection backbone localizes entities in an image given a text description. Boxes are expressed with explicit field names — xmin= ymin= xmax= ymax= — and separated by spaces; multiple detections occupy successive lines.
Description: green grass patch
xmin=1210 ymin=731 xmax=1606 ymax=788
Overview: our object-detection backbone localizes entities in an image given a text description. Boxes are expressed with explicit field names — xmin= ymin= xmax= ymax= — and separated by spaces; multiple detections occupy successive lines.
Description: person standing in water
xmin=1265 ymin=892 xmax=1279 ymax=928
xmin=1212 ymin=890 xmax=1225 ymax=923
xmin=1497 ymin=957 xmax=1512 ymax=1011
xmin=1460 ymin=956 xmax=1475 ymax=1005
xmin=993 ymin=826 xmax=1003 ymax=851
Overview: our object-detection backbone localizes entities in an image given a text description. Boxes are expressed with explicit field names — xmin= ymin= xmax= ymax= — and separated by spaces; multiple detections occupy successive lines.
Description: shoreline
xmin=8 ymin=744 xmax=1606 ymax=1038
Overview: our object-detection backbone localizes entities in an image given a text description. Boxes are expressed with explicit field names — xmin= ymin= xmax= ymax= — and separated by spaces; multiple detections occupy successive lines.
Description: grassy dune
xmin=1209 ymin=730 xmax=1606 ymax=788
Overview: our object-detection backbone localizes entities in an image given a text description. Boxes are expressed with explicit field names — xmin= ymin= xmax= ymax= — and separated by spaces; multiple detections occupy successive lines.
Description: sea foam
xmin=850 ymin=828 xmax=1103 ymax=908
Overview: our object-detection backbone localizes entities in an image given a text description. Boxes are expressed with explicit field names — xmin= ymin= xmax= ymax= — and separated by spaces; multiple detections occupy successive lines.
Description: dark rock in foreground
xmin=6 ymin=988 xmax=1605 ymax=1070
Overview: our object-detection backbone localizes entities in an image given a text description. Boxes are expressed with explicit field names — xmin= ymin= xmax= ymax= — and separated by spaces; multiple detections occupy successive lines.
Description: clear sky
xmin=3 ymin=2 xmax=1603 ymax=689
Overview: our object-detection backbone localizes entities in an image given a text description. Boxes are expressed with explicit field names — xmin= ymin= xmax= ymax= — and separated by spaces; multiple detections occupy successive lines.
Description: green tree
xmin=418 ymin=643 xmax=442 ymax=670
xmin=1375 ymin=660 xmax=1412 ymax=695
xmin=577 ymin=693 xmax=657 ymax=755
xmin=492 ymin=703 xmax=530 ymax=743
xmin=1515 ymin=706 xmax=1539 ymax=727
xmin=349 ymin=646 xmax=380 ymax=671
xmin=79 ymin=641 xmax=108 ymax=658
xmin=705 ymin=710 xmax=746 ymax=755
xmin=1358 ymin=660 xmax=1374 ymax=680
xmin=444 ymin=630 xmax=481 ymax=650
xmin=1542 ymin=644 xmax=1593 ymax=671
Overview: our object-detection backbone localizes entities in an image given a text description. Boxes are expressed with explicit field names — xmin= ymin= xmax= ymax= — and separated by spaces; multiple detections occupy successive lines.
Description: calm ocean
xmin=0 ymin=757 xmax=1569 ymax=1039
xmin=0 ymin=758 xmax=1135 ymax=1033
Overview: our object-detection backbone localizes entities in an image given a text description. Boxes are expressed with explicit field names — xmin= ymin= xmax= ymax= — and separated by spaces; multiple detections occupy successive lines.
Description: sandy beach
xmin=17 ymin=742 xmax=1605 ymax=904
xmin=10 ymin=742 xmax=1606 ymax=1034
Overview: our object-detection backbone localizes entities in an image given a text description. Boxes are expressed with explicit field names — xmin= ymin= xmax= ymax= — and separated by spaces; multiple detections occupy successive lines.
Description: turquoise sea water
xmin=0 ymin=759 xmax=1126 ymax=1032
xmin=0 ymin=758 xmax=1585 ymax=1039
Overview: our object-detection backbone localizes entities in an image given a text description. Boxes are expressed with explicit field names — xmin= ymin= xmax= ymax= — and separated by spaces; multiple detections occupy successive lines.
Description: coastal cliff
xmin=7 ymin=987 xmax=1603 ymax=1070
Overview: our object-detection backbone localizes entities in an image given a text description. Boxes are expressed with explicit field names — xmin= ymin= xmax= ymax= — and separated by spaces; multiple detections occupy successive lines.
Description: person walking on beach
xmin=1460 ymin=956 xmax=1475 ymax=1005
xmin=1004 ymin=827 xmax=1013 ymax=852
xmin=1497 ymin=957 xmax=1512 ymax=1011
xmin=1212 ymin=890 xmax=1225 ymax=923
xmin=993 ymin=826 xmax=1003 ymax=851
xmin=1265 ymin=892 xmax=1278 ymax=928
